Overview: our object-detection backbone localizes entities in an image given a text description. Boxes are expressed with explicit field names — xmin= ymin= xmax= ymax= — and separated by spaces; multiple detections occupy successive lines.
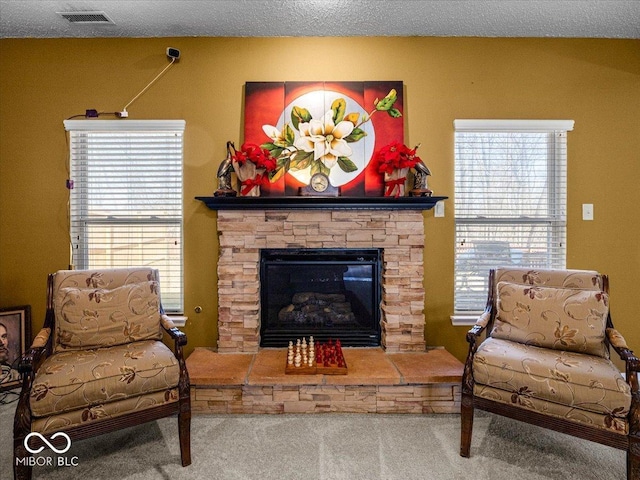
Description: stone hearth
xmin=216 ymin=209 xmax=427 ymax=353
xmin=187 ymin=347 xmax=463 ymax=414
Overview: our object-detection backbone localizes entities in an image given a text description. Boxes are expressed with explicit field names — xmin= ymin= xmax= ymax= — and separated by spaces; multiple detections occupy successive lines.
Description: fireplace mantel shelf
xmin=196 ymin=195 xmax=447 ymax=211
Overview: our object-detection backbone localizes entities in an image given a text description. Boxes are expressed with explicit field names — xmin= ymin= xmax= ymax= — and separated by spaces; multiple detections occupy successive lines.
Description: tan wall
xmin=1 ymin=37 xmax=639 ymax=363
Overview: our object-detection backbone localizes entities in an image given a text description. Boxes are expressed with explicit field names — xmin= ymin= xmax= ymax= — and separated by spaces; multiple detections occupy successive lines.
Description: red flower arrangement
xmin=375 ymin=141 xmax=421 ymax=174
xmin=374 ymin=142 xmax=421 ymax=197
xmin=231 ymin=142 xmax=277 ymax=196
xmin=231 ymin=143 xmax=277 ymax=172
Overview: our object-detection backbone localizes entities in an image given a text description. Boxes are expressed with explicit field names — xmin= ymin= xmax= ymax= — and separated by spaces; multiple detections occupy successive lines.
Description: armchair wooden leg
xmin=629 ymin=438 xmax=640 ymax=480
xmin=178 ymin=403 xmax=191 ymax=467
xmin=14 ymin=443 xmax=33 ymax=480
xmin=460 ymin=393 xmax=474 ymax=458
xmin=14 ymin=398 xmax=33 ymax=480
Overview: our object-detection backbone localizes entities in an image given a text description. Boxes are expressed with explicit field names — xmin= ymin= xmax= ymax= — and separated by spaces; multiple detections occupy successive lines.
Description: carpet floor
xmin=0 ymin=394 xmax=625 ymax=480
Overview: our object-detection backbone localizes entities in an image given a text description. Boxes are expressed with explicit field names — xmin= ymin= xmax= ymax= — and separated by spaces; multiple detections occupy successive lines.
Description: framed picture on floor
xmin=0 ymin=305 xmax=31 ymax=392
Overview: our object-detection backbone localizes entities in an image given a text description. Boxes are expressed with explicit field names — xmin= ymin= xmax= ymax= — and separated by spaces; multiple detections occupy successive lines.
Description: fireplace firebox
xmin=260 ymin=248 xmax=382 ymax=347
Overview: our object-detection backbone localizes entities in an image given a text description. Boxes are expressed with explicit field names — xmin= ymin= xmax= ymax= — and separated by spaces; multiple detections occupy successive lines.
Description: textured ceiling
xmin=1 ymin=0 xmax=639 ymax=39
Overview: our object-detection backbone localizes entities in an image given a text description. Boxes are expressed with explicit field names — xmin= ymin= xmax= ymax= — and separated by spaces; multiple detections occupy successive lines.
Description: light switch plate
xmin=582 ymin=203 xmax=594 ymax=221
xmin=434 ymin=201 xmax=445 ymax=217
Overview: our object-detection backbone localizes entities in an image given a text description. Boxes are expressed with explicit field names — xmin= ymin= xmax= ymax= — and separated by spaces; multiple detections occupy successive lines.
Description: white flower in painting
xmin=262 ymin=125 xmax=285 ymax=146
xmin=294 ymin=110 xmax=354 ymax=169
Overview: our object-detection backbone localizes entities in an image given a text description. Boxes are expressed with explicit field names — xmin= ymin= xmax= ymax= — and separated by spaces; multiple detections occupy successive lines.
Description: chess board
xmin=285 ymin=338 xmax=348 ymax=375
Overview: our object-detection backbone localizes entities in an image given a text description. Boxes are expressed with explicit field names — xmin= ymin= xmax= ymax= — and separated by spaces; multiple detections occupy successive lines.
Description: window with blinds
xmin=453 ymin=119 xmax=573 ymax=317
xmin=63 ymin=120 xmax=185 ymax=313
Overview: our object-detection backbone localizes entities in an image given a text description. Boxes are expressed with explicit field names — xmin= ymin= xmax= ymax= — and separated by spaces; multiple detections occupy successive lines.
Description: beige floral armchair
xmin=460 ymin=268 xmax=639 ymax=480
xmin=13 ymin=268 xmax=191 ymax=480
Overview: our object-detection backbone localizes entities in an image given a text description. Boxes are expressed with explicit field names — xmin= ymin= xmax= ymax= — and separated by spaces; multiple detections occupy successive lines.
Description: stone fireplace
xmin=189 ymin=196 xmax=462 ymax=415
xmin=216 ymin=208 xmax=428 ymax=353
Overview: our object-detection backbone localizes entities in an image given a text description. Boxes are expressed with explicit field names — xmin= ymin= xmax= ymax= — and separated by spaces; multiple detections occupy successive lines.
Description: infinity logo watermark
xmin=16 ymin=432 xmax=79 ymax=467
xmin=24 ymin=432 xmax=72 ymax=454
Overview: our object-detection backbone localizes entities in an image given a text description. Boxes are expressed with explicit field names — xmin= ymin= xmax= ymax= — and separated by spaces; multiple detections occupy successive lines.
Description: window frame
xmin=63 ymin=119 xmax=186 ymax=314
xmin=451 ymin=119 xmax=574 ymax=325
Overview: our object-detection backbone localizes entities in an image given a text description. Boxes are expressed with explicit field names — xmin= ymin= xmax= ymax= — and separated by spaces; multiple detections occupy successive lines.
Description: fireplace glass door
xmin=260 ymin=248 xmax=382 ymax=347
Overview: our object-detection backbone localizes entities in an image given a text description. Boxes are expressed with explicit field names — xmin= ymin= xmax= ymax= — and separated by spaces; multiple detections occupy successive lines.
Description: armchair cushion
xmin=32 ymin=388 xmax=179 ymax=434
xmin=495 ymin=268 xmax=603 ymax=291
xmin=492 ymin=281 xmax=609 ymax=357
xmin=474 ymin=384 xmax=628 ymax=434
xmin=30 ymin=340 xmax=179 ymax=418
xmin=54 ymin=281 xmax=162 ymax=352
xmin=473 ymin=337 xmax=631 ymax=421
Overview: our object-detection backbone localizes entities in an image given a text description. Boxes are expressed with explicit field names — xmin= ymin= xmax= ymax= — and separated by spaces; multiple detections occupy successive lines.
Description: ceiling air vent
xmin=57 ymin=11 xmax=114 ymax=24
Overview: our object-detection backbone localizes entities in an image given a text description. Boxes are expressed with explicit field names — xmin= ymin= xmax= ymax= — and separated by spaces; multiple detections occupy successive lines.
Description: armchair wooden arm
xmin=461 ymin=307 xmax=495 ymax=457
xmin=13 ymin=329 xmax=54 ymax=475
xmin=161 ymin=314 xmax=187 ymax=347
xmin=466 ymin=310 xmax=491 ymax=343
xmin=607 ymin=328 xmax=639 ymax=365
xmin=159 ymin=313 xmax=191 ymax=466
xmin=465 ymin=270 xmax=497 ymax=347
xmin=18 ymin=327 xmax=52 ymax=375
xmin=608 ymin=327 xmax=630 ymax=350
xmin=607 ymin=328 xmax=640 ymax=388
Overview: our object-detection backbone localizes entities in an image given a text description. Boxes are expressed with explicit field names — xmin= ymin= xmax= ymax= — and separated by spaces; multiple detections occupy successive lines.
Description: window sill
xmin=167 ymin=315 xmax=187 ymax=327
xmin=450 ymin=314 xmax=482 ymax=327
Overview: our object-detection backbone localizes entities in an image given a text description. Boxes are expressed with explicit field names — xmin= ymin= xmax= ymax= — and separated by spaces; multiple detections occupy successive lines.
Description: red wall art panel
xmin=243 ymin=81 xmax=404 ymax=196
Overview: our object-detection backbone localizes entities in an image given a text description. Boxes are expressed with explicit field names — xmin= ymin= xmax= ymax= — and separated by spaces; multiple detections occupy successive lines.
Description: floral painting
xmin=243 ymin=81 xmax=404 ymax=196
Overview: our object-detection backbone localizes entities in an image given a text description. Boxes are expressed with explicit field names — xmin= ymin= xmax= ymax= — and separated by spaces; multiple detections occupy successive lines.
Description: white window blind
xmin=453 ymin=119 xmax=573 ymax=316
xmin=63 ymin=120 xmax=185 ymax=313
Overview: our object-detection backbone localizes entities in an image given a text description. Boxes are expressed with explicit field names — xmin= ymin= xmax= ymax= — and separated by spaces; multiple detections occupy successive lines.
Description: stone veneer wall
xmin=216 ymin=209 xmax=426 ymax=353
xmin=192 ymin=384 xmax=461 ymax=414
